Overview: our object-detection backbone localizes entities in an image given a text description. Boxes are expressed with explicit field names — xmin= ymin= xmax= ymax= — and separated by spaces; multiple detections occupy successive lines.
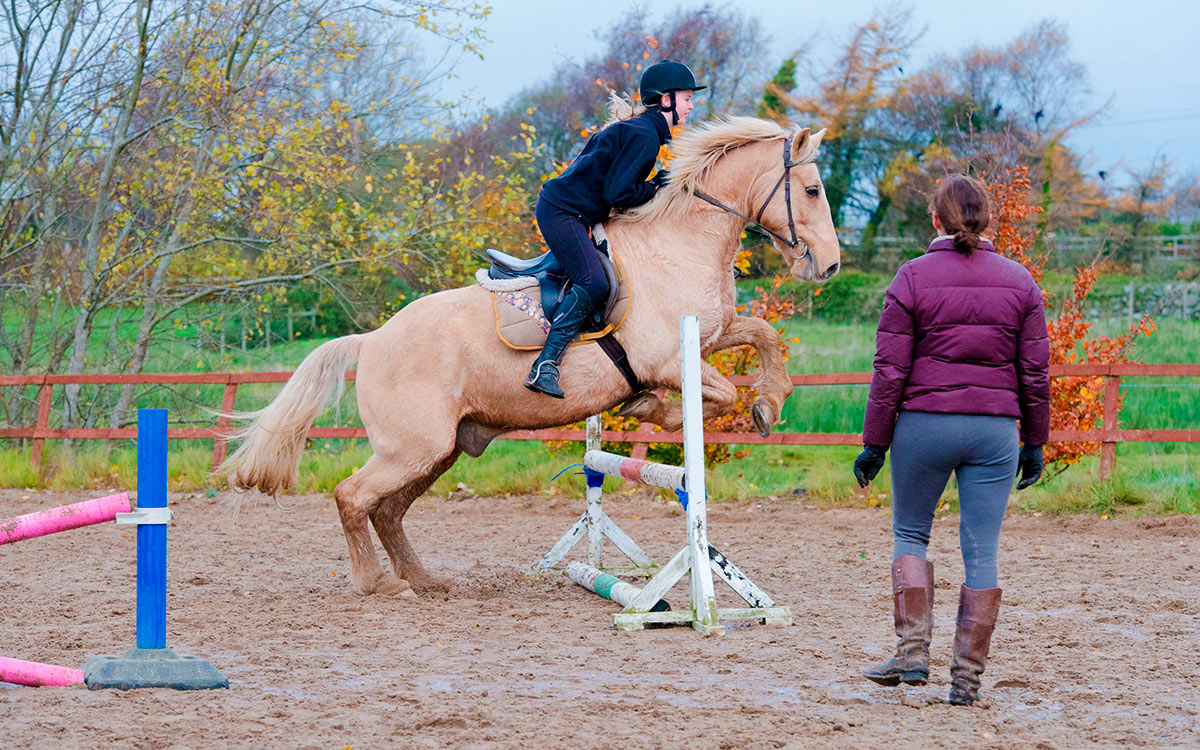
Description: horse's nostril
xmin=822 ymin=263 xmax=840 ymax=280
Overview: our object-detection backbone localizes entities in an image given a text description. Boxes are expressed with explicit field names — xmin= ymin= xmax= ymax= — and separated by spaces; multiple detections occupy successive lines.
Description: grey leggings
xmin=890 ymin=411 xmax=1019 ymax=589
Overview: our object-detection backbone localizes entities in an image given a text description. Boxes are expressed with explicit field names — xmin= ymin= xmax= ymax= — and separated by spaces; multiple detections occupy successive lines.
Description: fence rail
xmin=3 ymin=364 xmax=1199 ymax=480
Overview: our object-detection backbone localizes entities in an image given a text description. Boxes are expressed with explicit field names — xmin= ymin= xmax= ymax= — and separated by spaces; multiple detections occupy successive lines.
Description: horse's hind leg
xmin=332 ymin=455 xmax=417 ymax=598
xmin=370 ymin=448 xmax=462 ymax=595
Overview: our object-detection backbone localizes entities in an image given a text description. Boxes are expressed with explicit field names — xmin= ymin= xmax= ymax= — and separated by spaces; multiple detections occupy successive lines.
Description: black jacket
xmin=538 ymin=109 xmax=671 ymax=225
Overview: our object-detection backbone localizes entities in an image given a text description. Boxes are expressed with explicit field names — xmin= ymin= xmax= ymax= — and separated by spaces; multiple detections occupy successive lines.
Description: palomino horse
xmin=225 ymin=117 xmax=840 ymax=597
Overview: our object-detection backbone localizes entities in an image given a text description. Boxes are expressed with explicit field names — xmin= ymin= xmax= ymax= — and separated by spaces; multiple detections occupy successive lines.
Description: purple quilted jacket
xmin=862 ymin=237 xmax=1051 ymax=448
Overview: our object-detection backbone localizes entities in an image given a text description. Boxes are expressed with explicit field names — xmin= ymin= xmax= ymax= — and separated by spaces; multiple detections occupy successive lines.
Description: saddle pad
xmin=486 ymin=256 xmax=631 ymax=351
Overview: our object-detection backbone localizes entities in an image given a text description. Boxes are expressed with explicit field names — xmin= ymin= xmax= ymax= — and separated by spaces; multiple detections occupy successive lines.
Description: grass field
xmin=3 ymin=312 xmax=1196 ymax=516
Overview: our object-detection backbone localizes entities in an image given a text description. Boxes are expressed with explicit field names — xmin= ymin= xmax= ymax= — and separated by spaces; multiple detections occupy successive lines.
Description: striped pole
xmin=567 ymin=562 xmax=670 ymax=612
xmin=582 ymin=450 xmax=686 ymax=492
xmin=0 ymin=493 xmax=131 ymax=545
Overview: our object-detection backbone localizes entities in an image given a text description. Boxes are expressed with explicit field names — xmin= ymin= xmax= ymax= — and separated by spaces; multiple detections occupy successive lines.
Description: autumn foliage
xmin=985 ymin=166 xmax=1156 ymax=471
xmin=588 ymin=272 xmax=795 ymax=468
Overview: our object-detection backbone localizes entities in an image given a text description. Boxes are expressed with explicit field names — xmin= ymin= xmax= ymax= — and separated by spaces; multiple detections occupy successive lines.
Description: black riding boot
xmin=524 ymin=285 xmax=595 ymax=398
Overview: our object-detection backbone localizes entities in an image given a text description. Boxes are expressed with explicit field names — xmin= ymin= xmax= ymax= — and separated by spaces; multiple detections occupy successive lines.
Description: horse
xmin=224 ymin=116 xmax=840 ymax=598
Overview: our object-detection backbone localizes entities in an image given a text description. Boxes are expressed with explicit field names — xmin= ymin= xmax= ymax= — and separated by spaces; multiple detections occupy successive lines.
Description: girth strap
xmin=595 ymin=333 xmax=643 ymax=396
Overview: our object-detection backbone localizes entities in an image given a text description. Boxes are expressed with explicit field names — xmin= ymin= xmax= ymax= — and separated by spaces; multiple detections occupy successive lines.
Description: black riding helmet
xmin=640 ymin=59 xmax=706 ymax=126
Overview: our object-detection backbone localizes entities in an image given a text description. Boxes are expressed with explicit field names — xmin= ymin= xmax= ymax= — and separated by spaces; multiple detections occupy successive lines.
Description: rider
xmin=524 ymin=59 xmax=705 ymax=398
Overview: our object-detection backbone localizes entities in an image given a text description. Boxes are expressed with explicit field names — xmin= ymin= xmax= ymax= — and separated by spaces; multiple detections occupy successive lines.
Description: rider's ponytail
xmin=605 ymin=92 xmax=645 ymax=125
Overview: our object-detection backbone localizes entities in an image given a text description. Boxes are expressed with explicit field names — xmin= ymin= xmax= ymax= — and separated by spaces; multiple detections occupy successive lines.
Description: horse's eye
xmin=805 ymin=185 xmax=820 ymax=198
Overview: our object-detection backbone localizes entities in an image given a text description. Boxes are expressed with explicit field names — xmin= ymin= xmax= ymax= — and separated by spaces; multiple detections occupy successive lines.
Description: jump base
xmin=84 ymin=648 xmax=228 ymax=690
xmin=613 ymin=606 xmax=792 ymax=633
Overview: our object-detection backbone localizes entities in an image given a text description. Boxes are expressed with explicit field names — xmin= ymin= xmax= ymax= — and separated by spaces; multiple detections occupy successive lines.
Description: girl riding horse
xmin=524 ymin=60 xmax=705 ymax=398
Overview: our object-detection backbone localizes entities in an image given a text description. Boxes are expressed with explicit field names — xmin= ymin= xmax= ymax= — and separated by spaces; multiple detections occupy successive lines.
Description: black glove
xmin=650 ymin=169 xmax=671 ymax=189
xmin=1015 ymin=444 xmax=1044 ymax=490
xmin=853 ymin=445 xmax=887 ymax=488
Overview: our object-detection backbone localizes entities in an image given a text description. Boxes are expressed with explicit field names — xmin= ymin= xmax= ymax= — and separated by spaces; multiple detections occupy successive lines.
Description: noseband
xmin=692 ymin=136 xmax=812 ymax=266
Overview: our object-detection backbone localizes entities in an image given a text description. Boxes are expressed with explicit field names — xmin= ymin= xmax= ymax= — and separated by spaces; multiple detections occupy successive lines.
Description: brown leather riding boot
xmin=948 ymin=585 xmax=1003 ymax=706
xmin=863 ymin=555 xmax=934 ymax=686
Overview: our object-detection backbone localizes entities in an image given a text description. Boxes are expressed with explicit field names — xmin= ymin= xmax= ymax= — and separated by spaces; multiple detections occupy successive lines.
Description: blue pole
xmin=136 ymin=409 xmax=167 ymax=650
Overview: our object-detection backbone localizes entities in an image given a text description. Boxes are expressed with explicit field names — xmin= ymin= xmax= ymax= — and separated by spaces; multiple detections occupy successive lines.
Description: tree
xmin=782 ymin=7 xmax=923 ymax=236
xmin=0 ymin=0 xmax=498 ymax=432
xmin=757 ymin=59 xmax=797 ymax=122
xmin=492 ymin=3 xmax=770 ymax=168
xmin=862 ymin=17 xmax=1106 ymax=252
xmin=985 ymin=165 xmax=1154 ymax=473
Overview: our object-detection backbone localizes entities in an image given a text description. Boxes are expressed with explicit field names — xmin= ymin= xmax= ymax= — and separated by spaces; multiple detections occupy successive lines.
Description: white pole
xmin=585 ymin=415 xmax=603 ymax=568
xmin=680 ymin=316 xmax=719 ymax=634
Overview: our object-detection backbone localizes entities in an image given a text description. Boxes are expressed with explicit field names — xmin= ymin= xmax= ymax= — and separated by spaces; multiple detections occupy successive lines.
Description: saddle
xmin=478 ymin=225 xmax=631 ymax=351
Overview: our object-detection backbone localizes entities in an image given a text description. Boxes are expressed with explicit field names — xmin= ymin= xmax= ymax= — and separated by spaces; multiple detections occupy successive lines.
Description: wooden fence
xmin=3 ymin=364 xmax=1199 ymax=480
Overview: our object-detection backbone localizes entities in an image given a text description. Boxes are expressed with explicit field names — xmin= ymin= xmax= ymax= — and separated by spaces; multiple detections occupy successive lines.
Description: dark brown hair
xmin=930 ymin=174 xmax=991 ymax=253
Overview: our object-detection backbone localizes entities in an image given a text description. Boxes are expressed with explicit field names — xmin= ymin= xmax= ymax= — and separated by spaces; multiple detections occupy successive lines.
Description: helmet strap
xmin=668 ymin=90 xmax=679 ymax=126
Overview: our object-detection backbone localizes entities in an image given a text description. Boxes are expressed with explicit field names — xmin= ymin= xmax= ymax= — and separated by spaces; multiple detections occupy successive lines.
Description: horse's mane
xmin=617 ymin=116 xmax=807 ymax=225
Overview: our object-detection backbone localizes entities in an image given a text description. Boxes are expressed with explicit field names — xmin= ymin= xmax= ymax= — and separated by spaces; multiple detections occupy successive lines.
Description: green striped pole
xmin=567 ymin=562 xmax=670 ymax=612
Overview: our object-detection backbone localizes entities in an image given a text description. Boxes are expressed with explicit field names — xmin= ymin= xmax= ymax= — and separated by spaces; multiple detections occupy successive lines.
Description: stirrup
xmin=524 ymin=360 xmax=565 ymax=398
xmin=525 ymin=360 xmax=560 ymax=384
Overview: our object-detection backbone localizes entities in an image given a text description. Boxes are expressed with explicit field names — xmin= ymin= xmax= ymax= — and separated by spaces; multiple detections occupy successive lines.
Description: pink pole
xmin=0 ymin=492 xmax=131 ymax=545
xmin=0 ymin=656 xmax=85 ymax=687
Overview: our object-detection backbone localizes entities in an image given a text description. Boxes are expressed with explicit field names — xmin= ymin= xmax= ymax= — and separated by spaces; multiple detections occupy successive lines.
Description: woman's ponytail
xmin=931 ymin=175 xmax=991 ymax=254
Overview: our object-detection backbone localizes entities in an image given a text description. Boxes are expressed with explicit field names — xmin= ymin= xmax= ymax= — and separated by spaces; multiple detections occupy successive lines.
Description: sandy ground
xmin=2 ymin=486 xmax=1198 ymax=749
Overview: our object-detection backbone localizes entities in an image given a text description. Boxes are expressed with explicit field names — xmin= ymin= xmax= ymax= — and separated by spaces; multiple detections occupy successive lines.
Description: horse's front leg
xmin=619 ymin=360 xmax=738 ymax=431
xmin=709 ymin=315 xmax=794 ymax=437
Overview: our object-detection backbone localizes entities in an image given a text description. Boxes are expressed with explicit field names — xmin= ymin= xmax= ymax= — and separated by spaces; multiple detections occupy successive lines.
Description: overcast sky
xmin=427 ymin=0 xmax=1198 ymax=182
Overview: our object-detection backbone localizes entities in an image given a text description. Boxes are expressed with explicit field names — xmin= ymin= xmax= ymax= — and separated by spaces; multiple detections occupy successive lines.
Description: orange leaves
xmin=985 ymin=166 xmax=1156 ymax=470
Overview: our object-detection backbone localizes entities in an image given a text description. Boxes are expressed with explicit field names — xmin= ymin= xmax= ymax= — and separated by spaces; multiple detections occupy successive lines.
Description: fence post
xmin=210 ymin=381 xmax=239 ymax=473
xmin=31 ymin=382 xmax=53 ymax=473
xmin=1099 ymin=373 xmax=1120 ymax=479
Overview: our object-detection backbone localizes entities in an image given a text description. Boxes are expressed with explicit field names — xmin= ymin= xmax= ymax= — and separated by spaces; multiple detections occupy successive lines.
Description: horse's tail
xmin=221 ymin=334 xmax=364 ymax=495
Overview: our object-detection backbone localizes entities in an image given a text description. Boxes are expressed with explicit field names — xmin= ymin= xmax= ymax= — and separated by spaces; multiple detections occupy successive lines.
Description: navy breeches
xmin=535 ymin=197 xmax=609 ymax=304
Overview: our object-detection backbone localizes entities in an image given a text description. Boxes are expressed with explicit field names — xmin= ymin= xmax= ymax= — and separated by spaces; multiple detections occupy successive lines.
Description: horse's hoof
xmin=409 ymin=573 xmax=454 ymax=594
xmin=376 ymin=573 xmax=419 ymax=599
xmin=618 ymin=392 xmax=659 ymax=419
xmin=752 ymin=398 xmax=775 ymax=438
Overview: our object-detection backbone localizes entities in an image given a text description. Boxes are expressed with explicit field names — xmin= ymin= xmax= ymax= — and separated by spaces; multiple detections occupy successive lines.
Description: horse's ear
xmin=809 ymin=128 xmax=826 ymax=151
xmin=791 ymin=127 xmax=825 ymax=164
xmin=790 ymin=128 xmax=811 ymax=162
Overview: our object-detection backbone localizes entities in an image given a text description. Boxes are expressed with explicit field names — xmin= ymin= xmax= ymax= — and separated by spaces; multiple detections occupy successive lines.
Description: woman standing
xmin=853 ymin=174 xmax=1050 ymax=706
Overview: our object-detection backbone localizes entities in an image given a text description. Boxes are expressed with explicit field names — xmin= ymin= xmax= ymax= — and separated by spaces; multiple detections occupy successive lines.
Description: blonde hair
xmin=604 ymin=91 xmax=646 ymax=125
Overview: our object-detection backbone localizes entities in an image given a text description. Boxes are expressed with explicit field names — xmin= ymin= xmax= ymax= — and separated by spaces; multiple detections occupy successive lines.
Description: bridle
xmin=692 ymin=136 xmax=812 ymax=267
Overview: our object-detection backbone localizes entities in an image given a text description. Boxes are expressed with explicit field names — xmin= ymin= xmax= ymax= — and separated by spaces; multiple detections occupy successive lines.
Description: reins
xmin=692 ymin=136 xmax=812 ymax=266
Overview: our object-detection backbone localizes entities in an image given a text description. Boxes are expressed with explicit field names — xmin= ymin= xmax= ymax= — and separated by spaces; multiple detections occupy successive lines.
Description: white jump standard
xmin=541 ymin=316 xmax=791 ymax=636
xmin=535 ymin=416 xmax=658 ymax=577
